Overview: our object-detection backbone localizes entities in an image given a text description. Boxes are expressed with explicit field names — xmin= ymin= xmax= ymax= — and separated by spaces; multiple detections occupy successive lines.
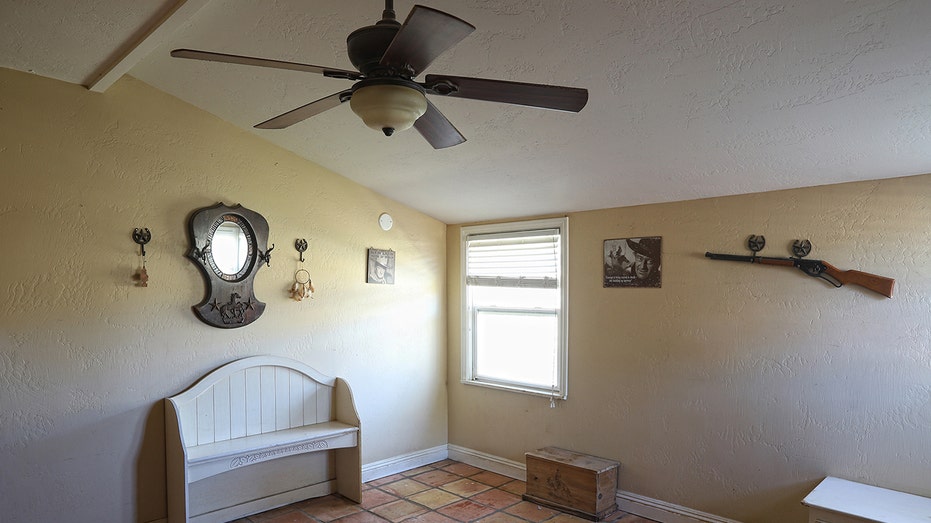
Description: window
xmin=460 ymin=217 xmax=568 ymax=398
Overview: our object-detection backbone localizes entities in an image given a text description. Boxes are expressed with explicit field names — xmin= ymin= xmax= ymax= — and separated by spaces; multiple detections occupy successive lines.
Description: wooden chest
xmin=523 ymin=447 xmax=620 ymax=521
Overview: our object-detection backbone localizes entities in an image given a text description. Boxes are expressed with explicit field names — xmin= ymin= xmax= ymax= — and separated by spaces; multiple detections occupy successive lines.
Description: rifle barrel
xmin=704 ymin=252 xmax=795 ymax=266
xmin=705 ymin=252 xmax=753 ymax=262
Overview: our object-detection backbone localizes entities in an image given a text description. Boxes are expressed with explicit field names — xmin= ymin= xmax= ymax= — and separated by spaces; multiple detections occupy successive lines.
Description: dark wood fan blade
xmin=255 ymin=90 xmax=352 ymax=129
xmin=414 ymin=99 xmax=466 ymax=149
xmin=423 ymin=75 xmax=588 ymax=112
xmin=380 ymin=6 xmax=474 ymax=77
xmin=171 ymin=49 xmax=362 ymax=80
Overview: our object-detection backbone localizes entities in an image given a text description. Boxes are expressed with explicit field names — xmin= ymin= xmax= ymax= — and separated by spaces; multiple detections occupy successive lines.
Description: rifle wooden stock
xmin=820 ymin=262 xmax=895 ymax=298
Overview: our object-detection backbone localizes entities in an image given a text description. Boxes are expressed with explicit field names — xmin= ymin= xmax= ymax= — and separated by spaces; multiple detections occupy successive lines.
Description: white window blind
xmin=466 ymin=229 xmax=560 ymax=289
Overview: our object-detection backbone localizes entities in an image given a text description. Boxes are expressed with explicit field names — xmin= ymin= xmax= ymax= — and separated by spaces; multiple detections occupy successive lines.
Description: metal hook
xmin=792 ymin=239 xmax=812 ymax=258
xmin=190 ymin=238 xmax=211 ymax=264
xmin=295 ymin=239 xmax=308 ymax=262
xmin=747 ymin=235 xmax=765 ymax=256
xmin=259 ymin=244 xmax=275 ymax=267
xmin=132 ymin=228 xmax=151 ymax=257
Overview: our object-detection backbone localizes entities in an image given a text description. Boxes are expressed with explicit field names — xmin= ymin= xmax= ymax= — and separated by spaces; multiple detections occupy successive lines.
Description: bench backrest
xmin=168 ymin=356 xmax=337 ymax=448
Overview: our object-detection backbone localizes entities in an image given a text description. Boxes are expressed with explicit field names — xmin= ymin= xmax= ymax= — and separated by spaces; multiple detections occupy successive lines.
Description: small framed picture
xmin=603 ymin=236 xmax=661 ymax=288
xmin=367 ymin=248 xmax=395 ymax=284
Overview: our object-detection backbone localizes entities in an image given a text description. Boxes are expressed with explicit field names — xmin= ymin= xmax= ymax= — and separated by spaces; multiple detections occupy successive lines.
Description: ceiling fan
xmin=171 ymin=1 xmax=588 ymax=149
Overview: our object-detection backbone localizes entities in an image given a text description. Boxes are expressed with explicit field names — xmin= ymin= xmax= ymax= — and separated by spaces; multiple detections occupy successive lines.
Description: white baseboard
xmin=447 ymin=444 xmax=527 ymax=481
xmin=361 ymin=445 xmax=449 ymax=482
xmin=151 ymin=445 xmax=740 ymax=523
xmin=617 ymin=490 xmax=743 ymax=523
xmin=445 ymin=445 xmax=741 ymax=523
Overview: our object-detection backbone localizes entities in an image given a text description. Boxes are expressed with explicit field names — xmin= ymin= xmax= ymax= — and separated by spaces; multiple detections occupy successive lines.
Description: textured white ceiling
xmin=3 ymin=0 xmax=930 ymax=223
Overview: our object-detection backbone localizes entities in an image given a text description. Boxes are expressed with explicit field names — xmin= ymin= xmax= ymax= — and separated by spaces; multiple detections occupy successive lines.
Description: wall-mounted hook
xmin=132 ymin=228 xmax=151 ymax=287
xmin=190 ymin=239 xmax=211 ymax=264
xmin=132 ymin=228 xmax=151 ymax=257
xmin=792 ymin=239 xmax=812 ymax=258
xmin=747 ymin=235 xmax=766 ymax=256
xmin=295 ymin=239 xmax=308 ymax=262
xmin=259 ymin=244 xmax=275 ymax=267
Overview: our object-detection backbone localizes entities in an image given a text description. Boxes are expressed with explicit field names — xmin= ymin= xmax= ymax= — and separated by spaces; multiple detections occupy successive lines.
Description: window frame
xmin=459 ymin=217 xmax=569 ymax=399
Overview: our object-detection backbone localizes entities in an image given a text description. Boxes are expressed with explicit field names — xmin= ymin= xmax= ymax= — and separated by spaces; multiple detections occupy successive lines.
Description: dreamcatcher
xmin=290 ymin=239 xmax=315 ymax=301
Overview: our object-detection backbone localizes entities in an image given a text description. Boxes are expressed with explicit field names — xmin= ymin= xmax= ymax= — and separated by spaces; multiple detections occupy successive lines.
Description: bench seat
xmin=166 ymin=356 xmax=362 ymax=523
xmin=803 ymin=476 xmax=931 ymax=523
xmin=186 ymin=421 xmax=359 ymax=482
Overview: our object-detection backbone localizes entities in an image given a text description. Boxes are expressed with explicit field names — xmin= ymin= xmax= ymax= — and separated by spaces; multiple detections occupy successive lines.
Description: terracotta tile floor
xmin=232 ymin=460 xmax=657 ymax=523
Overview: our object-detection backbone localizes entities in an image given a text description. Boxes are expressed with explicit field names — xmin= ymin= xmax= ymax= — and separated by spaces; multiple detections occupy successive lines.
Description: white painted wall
xmin=447 ymin=174 xmax=931 ymax=522
xmin=0 ymin=68 xmax=447 ymax=522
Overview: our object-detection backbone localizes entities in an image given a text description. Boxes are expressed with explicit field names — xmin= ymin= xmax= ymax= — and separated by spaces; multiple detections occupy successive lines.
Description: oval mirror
xmin=211 ymin=220 xmax=248 ymax=275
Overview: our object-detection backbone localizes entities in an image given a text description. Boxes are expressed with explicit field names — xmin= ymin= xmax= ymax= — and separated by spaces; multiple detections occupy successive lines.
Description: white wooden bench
xmin=803 ymin=476 xmax=931 ymax=523
xmin=165 ymin=356 xmax=362 ymax=523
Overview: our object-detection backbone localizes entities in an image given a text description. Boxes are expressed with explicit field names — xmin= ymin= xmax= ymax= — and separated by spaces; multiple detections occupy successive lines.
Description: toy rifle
xmin=705 ymin=237 xmax=895 ymax=298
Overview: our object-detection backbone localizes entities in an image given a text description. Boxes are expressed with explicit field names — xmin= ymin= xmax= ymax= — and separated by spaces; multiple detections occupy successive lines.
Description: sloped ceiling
xmin=2 ymin=0 xmax=930 ymax=223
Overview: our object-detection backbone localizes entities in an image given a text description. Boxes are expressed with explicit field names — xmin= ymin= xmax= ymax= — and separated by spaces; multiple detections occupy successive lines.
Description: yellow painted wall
xmin=448 ymin=174 xmax=931 ymax=522
xmin=0 ymin=68 xmax=447 ymax=522
xmin=4 ymin=63 xmax=930 ymax=523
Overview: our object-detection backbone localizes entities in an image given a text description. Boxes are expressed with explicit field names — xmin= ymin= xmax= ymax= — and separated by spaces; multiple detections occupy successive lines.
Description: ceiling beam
xmin=86 ymin=0 xmax=212 ymax=93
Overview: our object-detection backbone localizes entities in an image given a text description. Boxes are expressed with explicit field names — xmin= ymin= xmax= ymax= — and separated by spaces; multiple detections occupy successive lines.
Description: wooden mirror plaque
xmin=187 ymin=203 xmax=272 ymax=328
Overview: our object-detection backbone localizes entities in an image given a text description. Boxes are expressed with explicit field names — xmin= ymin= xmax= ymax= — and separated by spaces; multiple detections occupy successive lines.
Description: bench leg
xmin=335 ymin=445 xmax=362 ymax=503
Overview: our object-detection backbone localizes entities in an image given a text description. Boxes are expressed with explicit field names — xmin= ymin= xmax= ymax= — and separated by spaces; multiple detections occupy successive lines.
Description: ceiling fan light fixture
xmin=171 ymin=2 xmax=586 ymax=149
xmin=350 ymin=84 xmax=427 ymax=136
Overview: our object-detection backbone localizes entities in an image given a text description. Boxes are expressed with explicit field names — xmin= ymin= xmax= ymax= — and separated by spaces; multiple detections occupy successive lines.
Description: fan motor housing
xmin=347 ymin=21 xmax=401 ymax=76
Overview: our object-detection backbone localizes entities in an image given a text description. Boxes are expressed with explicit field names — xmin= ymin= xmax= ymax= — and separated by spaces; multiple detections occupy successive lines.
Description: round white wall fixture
xmin=378 ymin=212 xmax=393 ymax=231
